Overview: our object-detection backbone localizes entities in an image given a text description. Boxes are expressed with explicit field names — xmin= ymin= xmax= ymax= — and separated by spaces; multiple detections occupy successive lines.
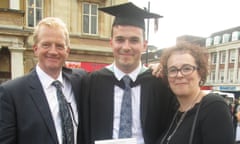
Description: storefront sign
xmin=219 ymin=86 xmax=236 ymax=91
xmin=65 ymin=61 xmax=108 ymax=72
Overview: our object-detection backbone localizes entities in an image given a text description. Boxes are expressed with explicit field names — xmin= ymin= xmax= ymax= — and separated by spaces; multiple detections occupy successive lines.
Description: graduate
xmin=81 ymin=2 xmax=177 ymax=144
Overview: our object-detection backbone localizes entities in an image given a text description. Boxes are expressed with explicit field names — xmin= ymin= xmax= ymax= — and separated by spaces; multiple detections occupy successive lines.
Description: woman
xmin=159 ymin=41 xmax=234 ymax=144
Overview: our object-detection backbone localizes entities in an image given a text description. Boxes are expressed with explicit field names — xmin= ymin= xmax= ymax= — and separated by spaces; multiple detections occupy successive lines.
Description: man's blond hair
xmin=33 ymin=17 xmax=70 ymax=48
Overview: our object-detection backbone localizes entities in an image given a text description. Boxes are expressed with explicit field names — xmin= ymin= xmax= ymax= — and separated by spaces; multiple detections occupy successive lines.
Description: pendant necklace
xmin=160 ymin=109 xmax=187 ymax=144
xmin=160 ymin=91 xmax=201 ymax=144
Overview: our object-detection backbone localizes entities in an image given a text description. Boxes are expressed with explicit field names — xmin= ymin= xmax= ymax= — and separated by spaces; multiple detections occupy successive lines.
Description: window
xmin=83 ymin=3 xmax=98 ymax=35
xmin=26 ymin=0 xmax=43 ymax=27
xmin=238 ymin=68 xmax=240 ymax=81
xmin=232 ymin=31 xmax=240 ymax=41
xmin=205 ymin=37 xmax=213 ymax=47
xmin=220 ymin=51 xmax=226 ymax=64
xmin=213 ymin=36 xmax=221 ymax=45
xmin=219 ymin=70 xmax=224 ymax=83
xmin=211 ymin=52 xmax=217 ymax=64
xmin=229 ymin=49 xmax=236 ymax=63
xmin=210 ymin=71 xmax=215 ymax=81
xmin=228 ymin=69 xmax=234 ymax=82
xmin=222 ymin=34 xmax=230 ymax=43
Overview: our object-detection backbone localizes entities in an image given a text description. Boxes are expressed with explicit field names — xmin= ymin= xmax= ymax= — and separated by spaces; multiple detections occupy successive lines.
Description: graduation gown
xmin=81 ymin=67 xmax=177 ymax=144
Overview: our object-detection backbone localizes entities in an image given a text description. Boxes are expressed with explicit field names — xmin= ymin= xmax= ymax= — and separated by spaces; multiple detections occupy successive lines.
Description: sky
xmin=129 ymin=0 xmax=240 ymax=49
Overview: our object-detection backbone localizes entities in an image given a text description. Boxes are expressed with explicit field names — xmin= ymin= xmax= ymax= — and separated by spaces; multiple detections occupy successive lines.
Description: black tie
xmin=52 ymin=80 xmax=74 ymax=144
xmin=119 ymin=75 xmax=132 ymax=138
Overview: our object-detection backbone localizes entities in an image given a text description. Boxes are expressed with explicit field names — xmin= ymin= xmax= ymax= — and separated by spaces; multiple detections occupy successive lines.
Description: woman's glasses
xmin=167 ymin=64 xmax=198 ymax=78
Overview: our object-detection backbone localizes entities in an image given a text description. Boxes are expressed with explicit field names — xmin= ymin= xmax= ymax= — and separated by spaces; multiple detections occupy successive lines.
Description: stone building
xmin=0 ymin=0 xmax=127 ymax=83
xmin=206 ymin=26 xmax=240 ymax=98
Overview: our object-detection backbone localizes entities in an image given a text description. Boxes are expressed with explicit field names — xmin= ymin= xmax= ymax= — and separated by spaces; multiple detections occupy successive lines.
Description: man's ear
xmin=110 ymin=38 xmax=113 ymax=47
xmin=33 ymin=44 xmax=38 ymax=56
xmin=66 ymin=47 xmax=70 ymax=54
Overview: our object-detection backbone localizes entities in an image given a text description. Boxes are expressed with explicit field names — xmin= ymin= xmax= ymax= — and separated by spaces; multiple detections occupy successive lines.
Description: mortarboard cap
xmin=98 ymin=2 xmax=163 ymax=31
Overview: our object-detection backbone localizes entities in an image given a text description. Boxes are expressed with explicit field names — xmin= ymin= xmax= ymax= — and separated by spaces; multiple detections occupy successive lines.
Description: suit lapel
xmin=63 ymin=69 xmax=80 ymax=110
xmin=28 ymin=70 xmax=59 ymax=143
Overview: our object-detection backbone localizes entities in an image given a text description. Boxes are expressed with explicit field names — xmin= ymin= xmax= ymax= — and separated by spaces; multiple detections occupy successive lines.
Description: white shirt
xmin=107 ymin=63 xmax=144 ymax=144
xmin=36 ymin=65 xmax=78 ymax=144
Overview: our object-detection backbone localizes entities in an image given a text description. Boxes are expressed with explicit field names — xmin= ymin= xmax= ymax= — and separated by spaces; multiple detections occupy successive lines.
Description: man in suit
xmin=82 ymin=2 xmax=177 ymax=144
xmin=0 ymin=17 xmax=86 ymax=144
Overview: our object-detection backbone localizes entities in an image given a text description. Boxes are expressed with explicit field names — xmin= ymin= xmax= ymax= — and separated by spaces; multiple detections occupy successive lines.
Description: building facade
xmin=206 ymin=26 xmax=240 ymax=98
xmin=0 ymin=0 xmax=127 ymax=84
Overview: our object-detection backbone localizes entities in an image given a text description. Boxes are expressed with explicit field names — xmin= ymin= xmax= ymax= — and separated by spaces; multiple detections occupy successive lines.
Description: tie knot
xmin=52 ymin=80 xmax=62 ymax=89
xmin=122 ymin=75 xmax=131 ymax=86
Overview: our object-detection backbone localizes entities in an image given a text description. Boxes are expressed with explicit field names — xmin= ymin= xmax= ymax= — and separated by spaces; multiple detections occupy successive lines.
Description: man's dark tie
xmin=52 ymin=80 xmax=74 ymax=144
xmin=119 ymin=75 xmax=132 ymax=138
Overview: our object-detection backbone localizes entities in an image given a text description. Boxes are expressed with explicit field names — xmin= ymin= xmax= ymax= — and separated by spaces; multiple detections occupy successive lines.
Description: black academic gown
xmin=81 ymin=67 xmax=177 ymax=144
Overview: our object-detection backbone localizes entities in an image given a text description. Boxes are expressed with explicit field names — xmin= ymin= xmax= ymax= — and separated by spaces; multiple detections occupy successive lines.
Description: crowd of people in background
xmin=229 ymin=97 xmax=240 ymax=143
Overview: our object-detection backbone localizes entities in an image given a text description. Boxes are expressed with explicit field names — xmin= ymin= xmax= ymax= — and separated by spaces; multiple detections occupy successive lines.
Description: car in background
xmin=203 ymin=90 xmax=235 ymax=105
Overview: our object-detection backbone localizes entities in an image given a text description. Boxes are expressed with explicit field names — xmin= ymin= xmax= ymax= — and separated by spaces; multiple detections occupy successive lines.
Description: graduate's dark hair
xmin=110 ymin=25 xmax=146 ymax=40
xmin=160 ymin=41 xmax=209 ymax=85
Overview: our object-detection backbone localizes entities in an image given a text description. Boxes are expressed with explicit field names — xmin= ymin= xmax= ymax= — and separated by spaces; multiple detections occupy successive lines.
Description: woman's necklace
xmin=160 ymin=91 xmax=202 ymax=144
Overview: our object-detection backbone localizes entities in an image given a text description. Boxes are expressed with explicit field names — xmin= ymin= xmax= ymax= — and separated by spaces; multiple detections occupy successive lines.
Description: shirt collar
xmin=106 ymin=62 xmax=142 ymax=82
xmin=36 ymin=65 xmax=63 ymax=88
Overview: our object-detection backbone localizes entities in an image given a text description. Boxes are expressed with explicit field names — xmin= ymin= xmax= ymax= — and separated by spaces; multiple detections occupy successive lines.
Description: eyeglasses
xmin=167 ymin=64 xmax=198 ymax=78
